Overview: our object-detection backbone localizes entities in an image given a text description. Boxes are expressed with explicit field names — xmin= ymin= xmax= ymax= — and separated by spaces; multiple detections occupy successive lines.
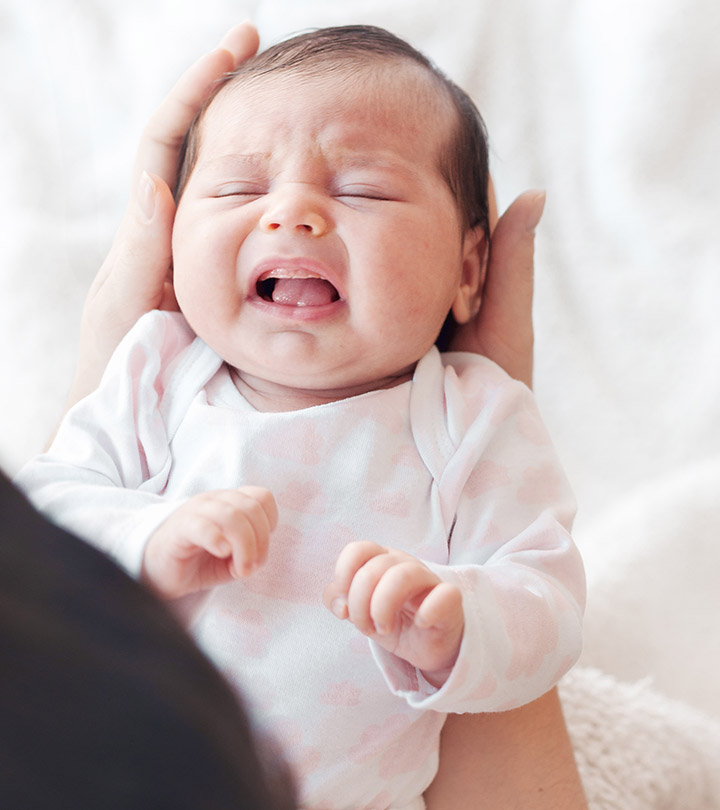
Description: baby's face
xmin=173 ymin=63 xmax=477 ymax=406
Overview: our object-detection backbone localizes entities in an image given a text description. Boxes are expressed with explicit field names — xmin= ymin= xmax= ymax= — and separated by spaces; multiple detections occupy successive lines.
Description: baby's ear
xmin=451 ymin=225 xmax=488 ymax=324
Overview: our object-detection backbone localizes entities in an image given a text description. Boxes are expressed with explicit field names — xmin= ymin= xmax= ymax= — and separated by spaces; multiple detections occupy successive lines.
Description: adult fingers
xmin=217 ymin=20 xmax=262 ymax=61
xmin=451 ymin=189 xmax=544 ymax=387
xmin=131 ymin=21 xmax=260 ymax=190
xmin=68 ymin=172 xmax=177 ymax=407
xmin=110 ymin=172 xmax=177 ymax=307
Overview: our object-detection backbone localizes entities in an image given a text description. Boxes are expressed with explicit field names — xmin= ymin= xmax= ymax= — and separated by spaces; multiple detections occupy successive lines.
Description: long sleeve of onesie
xmin=370 ymin=350 xmax=586 ymax=713
xmin=15 ymin=312 xmax=220 ymax=576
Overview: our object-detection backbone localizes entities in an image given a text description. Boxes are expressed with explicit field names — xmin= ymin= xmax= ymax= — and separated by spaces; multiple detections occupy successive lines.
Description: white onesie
xmin=17 ymin=311 xmax=585 ymax=810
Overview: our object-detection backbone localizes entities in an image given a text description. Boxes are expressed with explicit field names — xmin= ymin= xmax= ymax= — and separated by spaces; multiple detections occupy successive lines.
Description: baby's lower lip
xmin=250 ymin=293 xmax=344 ymax=321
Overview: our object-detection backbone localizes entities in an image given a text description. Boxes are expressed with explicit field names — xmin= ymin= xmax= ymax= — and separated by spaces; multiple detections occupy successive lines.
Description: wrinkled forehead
xmin=199 ymin=58 xmax=457 ymax=162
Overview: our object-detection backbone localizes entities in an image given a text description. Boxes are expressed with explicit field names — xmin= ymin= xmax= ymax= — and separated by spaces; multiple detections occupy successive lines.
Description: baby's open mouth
xmin=256 ymin=270 xmax=340 ymax=307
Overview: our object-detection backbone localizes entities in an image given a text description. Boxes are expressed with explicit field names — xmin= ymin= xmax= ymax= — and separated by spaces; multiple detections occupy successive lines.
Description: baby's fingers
xmin=344 ymin=552 xmax=416 ymax=635
xmin=211 ymin=487 xmax=277 ymax=575
xmin=323 ymin=541 xmax=388 ymax=619
xmin=177 ymin=496 xmax=256 ymax=578
xmin=368 ymin=562 xmax=442 ymax=636
xmin=413 ymin=581 xmax=464 ymax=631
xmin=178 ymin=509 xmax=235 ymax=560
xmin=236 ymin=485 xmax=279 ymax=532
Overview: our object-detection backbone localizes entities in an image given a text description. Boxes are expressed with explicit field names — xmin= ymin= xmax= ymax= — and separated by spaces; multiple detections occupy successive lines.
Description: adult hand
xmin=65 ymin=23 xmax=260 ymax=409
xmin=450 ymin=182 xmax=545 ymax=389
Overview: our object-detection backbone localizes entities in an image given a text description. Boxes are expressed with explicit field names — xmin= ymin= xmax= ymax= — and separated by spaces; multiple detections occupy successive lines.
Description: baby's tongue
xmin=271 ymin=278 xmax=338 ymax=307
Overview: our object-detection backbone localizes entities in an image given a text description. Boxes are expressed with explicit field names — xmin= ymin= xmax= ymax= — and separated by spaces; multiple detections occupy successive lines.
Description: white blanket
xmin=2 ymin=1 xmax=719 ymax=806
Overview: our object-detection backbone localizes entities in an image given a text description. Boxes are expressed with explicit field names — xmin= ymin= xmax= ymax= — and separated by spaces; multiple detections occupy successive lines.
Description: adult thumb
xmin=68 ymin=172 xmax=178 ymax=410
xmin=125 ymin=170 xmax=178 ymax=310
xmin=452 ymin=190 xmax=543 ymax=387
xmin=83 ymin=172 xmax=177 ymax=370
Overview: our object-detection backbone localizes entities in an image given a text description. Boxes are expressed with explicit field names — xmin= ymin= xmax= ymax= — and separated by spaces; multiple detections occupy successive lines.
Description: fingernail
xmin=525 ymin=190 xmax=546 ymax=233
xmin=331 ymin=597 xmax=348 ymax=620
xmin=137 ymin=170 xmax=156 ymax=223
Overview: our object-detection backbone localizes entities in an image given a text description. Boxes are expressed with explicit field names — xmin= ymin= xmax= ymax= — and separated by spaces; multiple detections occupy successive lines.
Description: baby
xmin=18 ymin=25 xmax=585 ymax=810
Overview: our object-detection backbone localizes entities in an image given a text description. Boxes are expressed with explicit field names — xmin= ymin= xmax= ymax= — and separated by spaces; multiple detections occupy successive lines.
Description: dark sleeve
xmin=0 ymin=471 xmax=295 ymax=810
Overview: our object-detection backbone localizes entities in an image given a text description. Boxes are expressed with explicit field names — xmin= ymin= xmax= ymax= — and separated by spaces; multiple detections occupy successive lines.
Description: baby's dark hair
xmin=176 ymin=25 xmax=490 ymax=238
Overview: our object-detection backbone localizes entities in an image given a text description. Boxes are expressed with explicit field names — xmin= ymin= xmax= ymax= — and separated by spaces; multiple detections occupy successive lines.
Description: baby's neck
xmin=229 ymin=368 xmax=414 ymax=413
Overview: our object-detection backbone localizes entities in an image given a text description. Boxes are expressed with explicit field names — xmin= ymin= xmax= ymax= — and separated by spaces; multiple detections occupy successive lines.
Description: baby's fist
xmin=323 ymin=541 xmax=464 ymax=685
xmin=142 ymin=486 xmax=277 ymax=599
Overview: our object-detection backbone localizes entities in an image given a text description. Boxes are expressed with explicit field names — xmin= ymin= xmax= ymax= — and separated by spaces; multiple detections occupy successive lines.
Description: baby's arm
xmin=143 ymin=487 xmax=277 ymax=598
xmin=19 ymin=311 xmax=229 ymax=581
xmin=325 ymin=370 xmax=585 ymax=712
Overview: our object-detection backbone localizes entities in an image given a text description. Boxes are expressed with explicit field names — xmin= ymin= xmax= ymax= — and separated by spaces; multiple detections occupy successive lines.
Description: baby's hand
xmin=323 ymin=541 xmax=464 ymax=686
xmin=142 ymin=486 xmax=277 ymax=599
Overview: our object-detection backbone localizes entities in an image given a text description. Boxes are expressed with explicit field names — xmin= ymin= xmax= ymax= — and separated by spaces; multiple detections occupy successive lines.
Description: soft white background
xmin=2 ymin=0 xmax=719 ymax=784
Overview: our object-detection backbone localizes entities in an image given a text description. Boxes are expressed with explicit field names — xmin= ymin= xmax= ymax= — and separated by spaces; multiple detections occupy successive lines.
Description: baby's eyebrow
xmin=195 ymin=153 xmax=270 ymax=175
xmin=331 ymin=151 xmax=418 ymax=176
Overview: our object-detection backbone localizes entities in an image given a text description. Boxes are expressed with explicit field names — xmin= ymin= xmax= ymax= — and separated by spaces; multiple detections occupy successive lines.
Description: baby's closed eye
xmin=213 ymin=183 xmax=266 ymax=198
xmin=335 ymin=185 xmax=394 ymax=201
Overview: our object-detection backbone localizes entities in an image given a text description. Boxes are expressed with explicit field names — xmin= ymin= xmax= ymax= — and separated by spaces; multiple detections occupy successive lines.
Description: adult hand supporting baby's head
xmin=449 ymin=187 xmax=544 ymax=389
xmin=65 ymin=23 xmax=260 ymax=410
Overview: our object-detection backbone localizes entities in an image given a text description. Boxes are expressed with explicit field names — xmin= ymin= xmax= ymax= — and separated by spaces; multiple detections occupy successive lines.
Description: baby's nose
xmin=259 ymin=188 xmax=329 ymax=236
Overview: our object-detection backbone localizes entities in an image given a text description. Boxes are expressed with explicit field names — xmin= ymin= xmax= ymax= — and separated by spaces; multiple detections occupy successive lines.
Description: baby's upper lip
xmin=250 ymin=256 xmax=344 ymax=298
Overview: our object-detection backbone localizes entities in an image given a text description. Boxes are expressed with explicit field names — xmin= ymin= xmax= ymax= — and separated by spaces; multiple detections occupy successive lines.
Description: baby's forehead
xmin=218 ymin=57 xmax=450 ymax=121
xmin=203 ymin=59 xmax=455 ymax=157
